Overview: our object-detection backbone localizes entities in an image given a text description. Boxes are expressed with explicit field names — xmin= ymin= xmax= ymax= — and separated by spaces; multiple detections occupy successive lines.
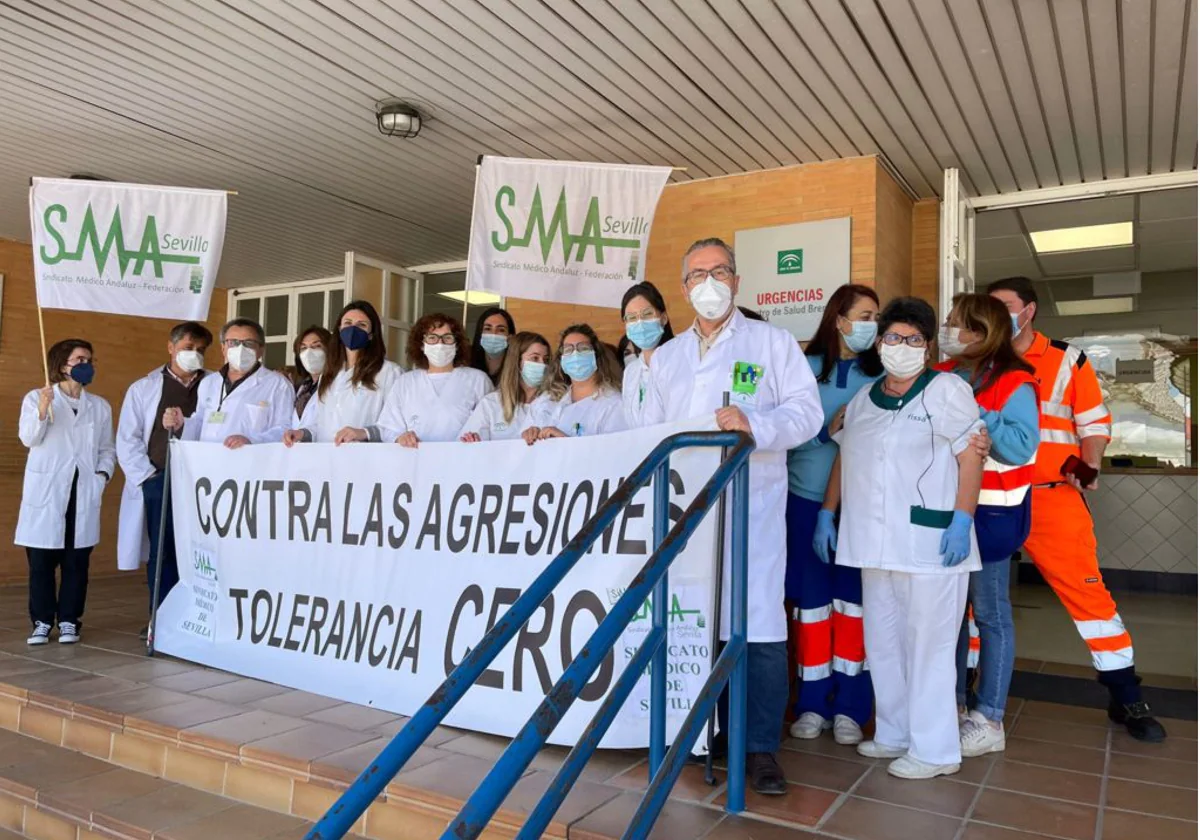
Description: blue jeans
xmin=717 ymin=640 xmax=788 ymax=754
xmin=142 ymin=472 xmax=179 ymax=610
xmin=955 ymin=558 xmax=1014 ymax=721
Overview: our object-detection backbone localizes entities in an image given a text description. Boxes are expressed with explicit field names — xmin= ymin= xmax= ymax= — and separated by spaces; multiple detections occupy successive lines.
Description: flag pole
xmin=461 ymin=157 xmax=483 ymax=329
xmin=36 ymin=302 xmax=53 ymax=422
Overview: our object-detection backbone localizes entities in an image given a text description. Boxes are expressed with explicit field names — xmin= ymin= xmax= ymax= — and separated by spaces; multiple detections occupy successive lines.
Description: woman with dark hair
xmin=815 ymin=296 xmax=985 ymax=780
xmin=283 ymin=301 xmax=400 ymax=445
xmin=380 ymin=313 xmax=492 ymax=446
xmin=617 ymin=335 xmax=636 ymax=368
xmin=290 ymin=325 xmax=332 ymax=429
xmin=785 ymin=284 xmax=882 ymax=747
xmin=522 ymin=323 xmax=625 ymax=442
xmin=460 ymin=331 xmax=553 ymax=441
xmin=471 ymin=307 xmax=516 ymax=385
xmin=17 ymin=339 xmax=116 ymax=646
xmin=620 ymin=281 xmax=674 ymax=426
xmin=935 ymin=294 xmax=1038 ymax=759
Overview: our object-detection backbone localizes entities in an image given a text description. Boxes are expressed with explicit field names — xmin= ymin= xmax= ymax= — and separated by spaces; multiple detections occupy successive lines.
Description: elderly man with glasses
xmin=162 ymin=317 xmax=293 ymax=449
xmin=642 ymin=237 xmax=823 ymax=796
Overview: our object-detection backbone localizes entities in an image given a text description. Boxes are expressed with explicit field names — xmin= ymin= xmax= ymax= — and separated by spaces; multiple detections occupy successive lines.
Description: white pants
xmin=862 ymin=569 xmax=970 ymax=766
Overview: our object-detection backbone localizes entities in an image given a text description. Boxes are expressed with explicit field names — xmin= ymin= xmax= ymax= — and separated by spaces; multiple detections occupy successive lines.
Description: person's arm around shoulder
xmin=982 ymin=382 xmax=1039 ymax=466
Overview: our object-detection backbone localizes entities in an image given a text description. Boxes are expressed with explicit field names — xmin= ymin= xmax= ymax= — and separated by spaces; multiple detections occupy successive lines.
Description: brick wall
xmin=507 ymin=157 xmax=918 ymax=344
xmin=0 ymin=238 xmax=228 ymax=583
xmin=911 ymin=198 xmax=940 ymax=306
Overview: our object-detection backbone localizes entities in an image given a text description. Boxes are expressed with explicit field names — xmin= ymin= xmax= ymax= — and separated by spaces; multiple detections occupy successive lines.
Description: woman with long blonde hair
xmin=460 ymin=331 xmax=552 ymax=441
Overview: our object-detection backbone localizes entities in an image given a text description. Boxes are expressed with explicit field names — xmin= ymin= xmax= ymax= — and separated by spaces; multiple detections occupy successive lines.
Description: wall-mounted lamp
xmin=376 ymin=100 xmax=423 ymax=139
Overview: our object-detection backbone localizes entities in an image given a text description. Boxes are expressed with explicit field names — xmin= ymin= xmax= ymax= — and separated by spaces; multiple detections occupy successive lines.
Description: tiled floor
xmin=0 ymin=575 xmax=1193 ymax=839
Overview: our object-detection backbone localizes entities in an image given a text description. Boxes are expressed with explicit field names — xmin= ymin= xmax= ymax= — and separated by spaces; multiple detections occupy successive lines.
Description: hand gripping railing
xmin=307 ymin=430 xmax=754 ymax=840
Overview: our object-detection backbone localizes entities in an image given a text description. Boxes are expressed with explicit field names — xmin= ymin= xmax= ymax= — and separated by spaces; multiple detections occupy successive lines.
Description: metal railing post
xmin=648 ymin=461 xmax=670 ymax=775
xmin=724 ymin=461 xmax=751 ymax=813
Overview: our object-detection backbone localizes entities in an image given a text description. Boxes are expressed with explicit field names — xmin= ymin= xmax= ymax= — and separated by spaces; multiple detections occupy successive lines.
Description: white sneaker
xmin=856 ymin=740 xmax=907 ymax=759
xmin=960 ymin=710 xmax=1005 ymax=757
xmin=57 ymin=622 xmax=79 ymax=645
xmin=789 ymin=712 xmax=830 ymax=740
xmin=27 ymin=622 xmax=51 ymax=646
xmin=833 ymin=715 xmax=863 ymax=745
xmin=887 ymin=755 xmax=960 ymax=779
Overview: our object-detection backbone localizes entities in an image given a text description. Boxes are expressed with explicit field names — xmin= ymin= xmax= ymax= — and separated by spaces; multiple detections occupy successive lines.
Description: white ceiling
xmin=1 ymin=0 xmax=1196 ymax=288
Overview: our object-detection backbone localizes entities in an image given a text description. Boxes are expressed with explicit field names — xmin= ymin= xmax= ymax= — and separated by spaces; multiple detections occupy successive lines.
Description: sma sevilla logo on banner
xmin=29 ymin=178 xmax=226 ymax=321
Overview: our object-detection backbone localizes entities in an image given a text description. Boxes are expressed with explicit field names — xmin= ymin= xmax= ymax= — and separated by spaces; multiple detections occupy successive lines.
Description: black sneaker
xmin=1109 ymin=699 xmax=1167 ymax=743
xmin=748 ymin=752 xmax=788 ymax=796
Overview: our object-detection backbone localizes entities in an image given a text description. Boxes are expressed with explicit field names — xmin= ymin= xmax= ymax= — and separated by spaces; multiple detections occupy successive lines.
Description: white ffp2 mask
xmin=175 ymin=350 xmax=204 ymax=373
xmin=688 ymin=275 xmax=733 ymax=321
xmin=226 ymin=344 xmax=257 ymax=373
xmin=879 ymin=342 xmax=926 ymax=379
xmin=299 ymin=348 xmax=326 ymax=375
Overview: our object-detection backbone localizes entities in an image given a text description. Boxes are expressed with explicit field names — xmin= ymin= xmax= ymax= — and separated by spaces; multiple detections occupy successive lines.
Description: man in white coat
xmin=116 ymin=321 xmax=212 ymax=636
xmin=643 ymin=237 xmax=823 ymax=796
xmin=163 ymin=318 xmax=294 ymax=446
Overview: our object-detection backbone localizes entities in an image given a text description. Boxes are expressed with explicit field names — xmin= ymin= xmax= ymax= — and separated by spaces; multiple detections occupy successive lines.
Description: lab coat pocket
xmin=21 ymin=469 xmax=54 ymax=507
xmin=245 ymin=403 xmax=269 ymax=433
xmin=909 ymin=505 xmax=952 ymax=567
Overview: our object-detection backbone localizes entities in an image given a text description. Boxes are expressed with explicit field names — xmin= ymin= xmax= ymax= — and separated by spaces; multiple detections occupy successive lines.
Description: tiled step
xmin=0 ymin=726 xmax=347 ymax=839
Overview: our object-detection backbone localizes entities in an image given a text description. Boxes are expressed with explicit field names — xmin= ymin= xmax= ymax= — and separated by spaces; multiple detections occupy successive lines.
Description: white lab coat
xmin=643 ymin=309 xmax=822 ymax=642
xmin=183 ymin=365 xmax=295 ymax=444
xmin=378 ymin=367 xmax=493 ymax=442
xmin=538 ymin=388 xmax=627 ymax=437
xmin=16 ymin=385 xmax=116 ymax=550
xmin=115 ymin=367 xmax=211 ymax=570
xmin=459 ymin=391 xmax=552 ymax=441
xmin=622 ymin=355 xmax=653 ymax=428
xmin=299 ymin=361 xmax=402 ymax=442
xmin=833 ymin=371 xmax=984 ymax=575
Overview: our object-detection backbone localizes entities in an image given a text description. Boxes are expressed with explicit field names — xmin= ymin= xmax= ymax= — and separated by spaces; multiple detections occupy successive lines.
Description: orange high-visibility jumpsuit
xmin=1020 ymin=332 xmax=1135 ymax=677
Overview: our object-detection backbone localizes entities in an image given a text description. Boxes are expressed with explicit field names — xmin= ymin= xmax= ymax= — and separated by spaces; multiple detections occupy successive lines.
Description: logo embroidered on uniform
xmin=732 ymin=361 xmax=763 ymax=395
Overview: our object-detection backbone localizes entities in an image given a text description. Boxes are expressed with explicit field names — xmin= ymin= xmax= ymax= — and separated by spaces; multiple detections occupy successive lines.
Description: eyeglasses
xmin=561 ymin=342 xmax=594 ymax=356
xmin=684 ymin=265 xmax=735 ymax=286
xmin=623 ymin=308 xmax=660 ymax=325
xmin=223 ymin=339 xmax=261 ymax=350
xmin=423 ymin=333 xmax=457 ymax=345
xmin=880 ymin=332 xmax=928 ymax=348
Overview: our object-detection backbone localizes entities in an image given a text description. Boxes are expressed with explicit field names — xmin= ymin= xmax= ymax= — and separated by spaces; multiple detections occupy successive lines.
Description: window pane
xmin=264 ymin=295 xmax=289 ymax=336
xmin=264 ymin=341 xmax=288 ymax=371
xmin=329 ymin=289 xmax=345 ymax=331
xmin=298 ymin=291 xmax=325 ymax=334
xmin=387 ymin=273 xmax=405 ymax=321
xmin=236 ymin=296 xmax=260 ymax=322
xmin=387 ymin=326 xmax=408 ymax=365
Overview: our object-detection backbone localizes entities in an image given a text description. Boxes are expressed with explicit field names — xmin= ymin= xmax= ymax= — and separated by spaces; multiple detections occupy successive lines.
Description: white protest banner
xmin=155 ymin=421 xmax=720 ymax=749
xmin=466 ymin=157 xmax=671 ymax=309
xmin=29 ymin=178 xmax=226 ymax=320
xmin=734 ymin=218 xmax=851 ymax=341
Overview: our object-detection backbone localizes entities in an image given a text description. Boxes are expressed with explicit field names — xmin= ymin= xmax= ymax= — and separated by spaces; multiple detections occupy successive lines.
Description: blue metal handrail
xmin=307 ymin=430 xmax=754 ymax=840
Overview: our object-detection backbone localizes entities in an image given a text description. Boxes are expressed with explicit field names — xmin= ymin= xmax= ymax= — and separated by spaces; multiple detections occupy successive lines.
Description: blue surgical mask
xmin=1010 ymin=309 xmax=1028 ymax=338
xmin=68 ymin=362 xmax=94 ymax=386
xmin=480 ymin=334 xmax=509 ymax=357
xmin=561 ymin=350 xmax=597 ymax=382
xmin=843 ymin=320 xmax=878 ymax=353
xmin=521 ymin=360 xmax=546 ymax=388
xmin=339 ymin=325 xmax=371 ymax=351
xmin=626 ymin=320 xmax=664 ymax=351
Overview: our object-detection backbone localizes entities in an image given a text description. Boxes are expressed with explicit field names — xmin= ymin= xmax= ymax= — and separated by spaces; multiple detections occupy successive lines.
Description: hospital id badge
xmin=730 ymin=361 xmax=764 ymax=406
xmin=207 ymin=410 xmax=227 ymax=425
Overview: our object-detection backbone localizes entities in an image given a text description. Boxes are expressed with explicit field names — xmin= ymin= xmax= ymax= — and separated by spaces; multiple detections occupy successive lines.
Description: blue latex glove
xmin=940 ymin=511 xmax=974 ymax=567
xmin=812 ymin=509 xmax=837 ymax=564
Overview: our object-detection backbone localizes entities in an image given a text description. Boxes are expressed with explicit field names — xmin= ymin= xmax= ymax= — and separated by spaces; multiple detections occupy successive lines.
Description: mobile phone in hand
xmin=1061 ymin=455 xmax=1099 ymax=486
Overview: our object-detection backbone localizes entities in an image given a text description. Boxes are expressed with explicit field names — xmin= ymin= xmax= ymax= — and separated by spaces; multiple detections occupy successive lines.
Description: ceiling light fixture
xmin=1029 ymin=222 xmax=1134 ymax=253
xmin=376 ymin=100 xmax=423 ymax=138
xmin=1055 ymin=297 xmax=1134 ymax=316
xmin=437 ymin=290 xmax=501 ymax=305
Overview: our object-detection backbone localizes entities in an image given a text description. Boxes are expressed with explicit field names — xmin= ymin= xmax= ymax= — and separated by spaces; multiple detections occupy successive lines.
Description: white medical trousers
xmin=861 ymin=569 xmax=970 ymax=766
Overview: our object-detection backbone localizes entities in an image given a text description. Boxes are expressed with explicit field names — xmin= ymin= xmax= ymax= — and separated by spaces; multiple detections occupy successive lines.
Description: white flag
xmin=467 ymin=157 xmax=671 ymax=309
xmin=29 ymin=178 xmax=227 ymax=321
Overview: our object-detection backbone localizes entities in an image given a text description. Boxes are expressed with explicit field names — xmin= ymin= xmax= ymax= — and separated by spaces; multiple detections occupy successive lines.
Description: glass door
xmin=344 ymin=252 xmax=421 ymax=366
xmin=939 ymin=168 xmax=976 ymax=319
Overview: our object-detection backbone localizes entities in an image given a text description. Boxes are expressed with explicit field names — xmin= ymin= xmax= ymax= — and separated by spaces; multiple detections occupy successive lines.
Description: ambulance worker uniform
xmin=622 ymin=353 xmax=652 ymax=428
xmin=377 ymin=367 xmax=493 ymax=442
xmin=17 ymin=384 xmax=116 ymax=633
xmin=295 ymin=361 xmax=402 ymax=442
xmin=786 ymin=355 xmax=879 ymax=730
xmin=643 ymin=308 xmax=823 ymax=756
xmin=183 ymin=364 xmax=295 ymax=444
xmin=539 ymin=388 xmax=627 ymax=437
xmin=833 ymin=370 xmax=984 ymax=767
xmin=459 ymin=391 xmax=553 ymax=441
